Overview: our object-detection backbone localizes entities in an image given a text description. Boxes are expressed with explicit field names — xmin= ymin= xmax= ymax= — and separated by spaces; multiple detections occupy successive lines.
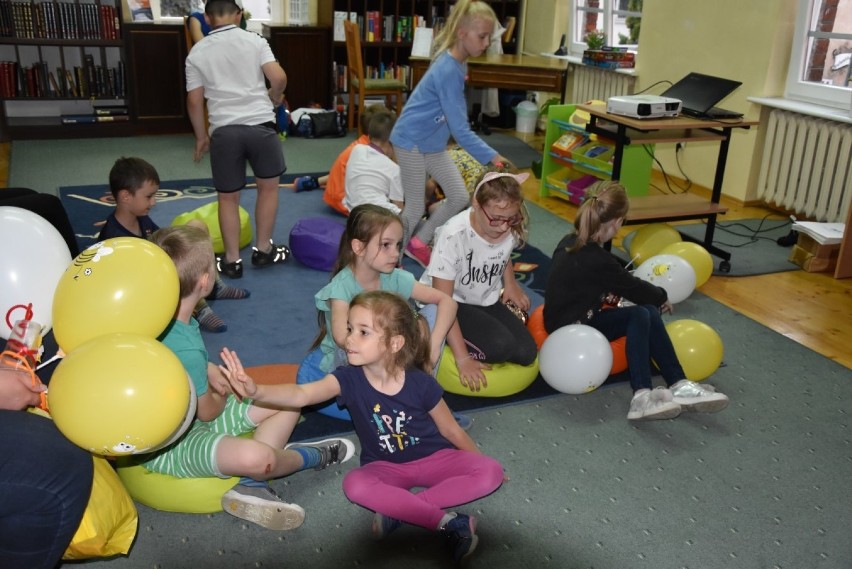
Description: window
xmin=786 ymin=0 xmax=852 ymax=110
xmin=153 ymin=0 xmax=270 ymax=22
xmin=571 ymin=0 xmax=642 ymax=56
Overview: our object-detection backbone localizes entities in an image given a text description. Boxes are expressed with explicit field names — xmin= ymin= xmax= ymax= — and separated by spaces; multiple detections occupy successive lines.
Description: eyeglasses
xmin=480 ymin=207 xmax=522 ymax=227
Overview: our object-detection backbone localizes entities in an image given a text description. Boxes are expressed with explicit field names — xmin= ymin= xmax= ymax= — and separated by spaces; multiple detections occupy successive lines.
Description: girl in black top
xmin=544 ymin=181 xmax=729 ymax=421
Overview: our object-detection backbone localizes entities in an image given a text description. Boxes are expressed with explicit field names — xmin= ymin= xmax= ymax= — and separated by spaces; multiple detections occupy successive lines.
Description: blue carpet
xmin=57 ymin=179 xmax=565 ymax=439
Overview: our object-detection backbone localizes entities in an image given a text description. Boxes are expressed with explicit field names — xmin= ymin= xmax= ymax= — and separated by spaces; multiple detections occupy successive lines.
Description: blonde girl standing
xmin=390 ymin=0 xmax=511 ymax=268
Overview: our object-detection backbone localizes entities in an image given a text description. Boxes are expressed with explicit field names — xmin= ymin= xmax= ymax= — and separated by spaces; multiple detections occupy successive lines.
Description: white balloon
xmin=539 ymin=324 xmax=613 ymax=394
xmin=634 ymin=254 xmax=697 ymax=304
xmin=0 ymin=207 xmax=72 ymax=339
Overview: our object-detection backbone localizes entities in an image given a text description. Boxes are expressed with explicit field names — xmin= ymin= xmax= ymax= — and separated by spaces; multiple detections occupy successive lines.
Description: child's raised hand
xmin=218 ymin=348 xmax=257 ymax=400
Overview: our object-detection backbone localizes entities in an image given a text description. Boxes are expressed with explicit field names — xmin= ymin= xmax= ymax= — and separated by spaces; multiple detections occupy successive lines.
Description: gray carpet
xmin=69 ymin=291 xmax=852 ymax=569
xmin=8 ymin=132 xmax=539 ymax=195
xmin=609 ymin=217 xmax=798 ymax=277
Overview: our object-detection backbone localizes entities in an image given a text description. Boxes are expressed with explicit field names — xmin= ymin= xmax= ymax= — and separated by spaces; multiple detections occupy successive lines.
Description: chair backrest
xmin=183 ymin=16 xmax=194 ymax=51
xmin=343 ymin=20 xmax=363 ymax=86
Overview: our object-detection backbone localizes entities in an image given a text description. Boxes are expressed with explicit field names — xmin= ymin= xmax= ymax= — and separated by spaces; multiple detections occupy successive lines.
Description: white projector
xmin=606 ymin=95 xmax=682 ymax=119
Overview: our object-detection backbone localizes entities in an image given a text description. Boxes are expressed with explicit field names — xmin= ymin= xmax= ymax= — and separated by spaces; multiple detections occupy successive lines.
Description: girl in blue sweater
xmin=390 ymin=0 xmax=511 ymax=268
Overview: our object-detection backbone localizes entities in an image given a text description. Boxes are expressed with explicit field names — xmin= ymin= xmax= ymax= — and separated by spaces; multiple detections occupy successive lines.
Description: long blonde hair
xmin=569 ymin=181 xmax=629 ymax=252
xmin=431 ymin=0 xmax=497 ymax=59
xmin=350 ymin=291 xmax=431 ymax=375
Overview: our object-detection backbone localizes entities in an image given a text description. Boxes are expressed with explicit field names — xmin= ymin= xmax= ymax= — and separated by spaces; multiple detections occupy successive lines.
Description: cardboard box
xmin=795 ymin=233 xmax=841 ymax=258
xmin=789 ymin=243 xmax=840 ymax=273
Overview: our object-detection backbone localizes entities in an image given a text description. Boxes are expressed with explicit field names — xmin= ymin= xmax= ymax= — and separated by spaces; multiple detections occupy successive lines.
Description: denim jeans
xmin=0 ymin=410 xmax=93 ymax=569
xmin=589 ymin=304 xmax=686 ymax=393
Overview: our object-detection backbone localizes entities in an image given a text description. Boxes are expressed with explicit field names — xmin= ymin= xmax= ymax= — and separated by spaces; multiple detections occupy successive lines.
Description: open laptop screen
xmin=661 ymin=72 xmax=742 ymax=117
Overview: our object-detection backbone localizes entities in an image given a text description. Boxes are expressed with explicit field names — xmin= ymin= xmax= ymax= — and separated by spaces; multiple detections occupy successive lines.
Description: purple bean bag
xmin=288 ymin=217 xmax=345 ymax=271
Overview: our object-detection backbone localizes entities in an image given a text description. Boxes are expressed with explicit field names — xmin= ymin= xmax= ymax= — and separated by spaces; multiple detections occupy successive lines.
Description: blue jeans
xmin=0 ymin=411 xmax=93 ymax=569
xmin=589 ymin=305 xmax=686 ymax=393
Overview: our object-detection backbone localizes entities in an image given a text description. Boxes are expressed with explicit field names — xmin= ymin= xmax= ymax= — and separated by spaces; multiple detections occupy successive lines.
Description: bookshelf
xmin=0 ymin=0 xmax=130 ymax=139
xmin=326 ymin=0 xmax=524 ymax=101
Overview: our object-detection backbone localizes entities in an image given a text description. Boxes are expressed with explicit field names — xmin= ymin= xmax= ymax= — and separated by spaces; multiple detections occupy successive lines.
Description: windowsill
xmin=536 ymin=52 xmax=637 ymax=76
xmin=749 ymin=96 xmax=852 ymax=125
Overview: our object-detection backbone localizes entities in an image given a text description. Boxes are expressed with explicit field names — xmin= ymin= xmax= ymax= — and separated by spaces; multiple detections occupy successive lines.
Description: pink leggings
xmin=342 ymin=448 xmax=504 ymax=530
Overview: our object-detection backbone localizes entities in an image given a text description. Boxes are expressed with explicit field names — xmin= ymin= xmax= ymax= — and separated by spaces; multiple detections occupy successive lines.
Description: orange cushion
xmin=323 ymin=135 xmax=368 ymax=215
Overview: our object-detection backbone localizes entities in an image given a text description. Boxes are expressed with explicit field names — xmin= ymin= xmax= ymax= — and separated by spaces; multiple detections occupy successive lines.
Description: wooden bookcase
xmin=263 ymin=24 xmax=333 ymax=110
xmin=0 ymin=0 xmax=131 ymax=140
xmin=325 ymin=0 xmax=524 ymax=99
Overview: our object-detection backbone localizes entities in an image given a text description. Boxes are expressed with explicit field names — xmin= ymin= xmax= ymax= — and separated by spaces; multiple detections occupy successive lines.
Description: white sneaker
xmin=221 ymin=483 xmax=305 ymax=530
xmin=670 ymin=379 xmax=729 ymax=413
xmin=627 ymin=387 xmax=682 ymax=421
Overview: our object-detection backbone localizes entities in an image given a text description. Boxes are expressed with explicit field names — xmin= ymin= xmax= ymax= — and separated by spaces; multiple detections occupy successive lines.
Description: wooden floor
xmin=1 ymin=135 xmax=849 ymax=370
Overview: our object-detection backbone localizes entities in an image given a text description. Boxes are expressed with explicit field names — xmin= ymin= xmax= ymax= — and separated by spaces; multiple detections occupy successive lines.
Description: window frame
xmin=570 ymin=0 xmax=642 ymax=57
xmin=785 ymin=0 xmax=852 ymax=110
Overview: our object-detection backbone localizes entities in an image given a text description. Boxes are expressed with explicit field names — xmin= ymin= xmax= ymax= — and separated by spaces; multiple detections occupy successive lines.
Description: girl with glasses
xmin=422 ymin=171 xmax=538 ymax=392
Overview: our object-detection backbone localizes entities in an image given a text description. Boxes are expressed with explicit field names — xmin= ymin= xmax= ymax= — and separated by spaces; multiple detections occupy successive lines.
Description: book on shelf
xmin=791 ymin=222 xmax=845 ymax=245
xmin=93 ymin=104 xmax=128 ymax=116
xmin=61 ymin=113 xmax=129 ymax=124
xmin=333 ymin=10 xmax=346 ymax=42
xmin=502 ymin=16 xmax=516 ymax=44
xmin=411 ymin=27 xmax=432 ymax=58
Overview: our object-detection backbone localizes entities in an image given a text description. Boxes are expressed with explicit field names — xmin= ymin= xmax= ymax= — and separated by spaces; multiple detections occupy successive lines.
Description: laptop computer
xmin=661 ymin=72 xmax=744 ymax=119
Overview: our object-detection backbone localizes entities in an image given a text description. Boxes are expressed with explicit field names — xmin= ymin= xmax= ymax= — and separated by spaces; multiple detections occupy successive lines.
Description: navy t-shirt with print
xmin=333 ymin=365 xmax=453 ymax=466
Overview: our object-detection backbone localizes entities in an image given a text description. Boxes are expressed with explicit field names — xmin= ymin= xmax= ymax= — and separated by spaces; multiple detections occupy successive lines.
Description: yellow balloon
xmin=52 ymin=238 xmax=179 ymax=353
xmin=660 ymin=241 xmax=714 ymax=287
xmin=629 ymin=223 xmax=682 ymax=266
xmin=47 ymin=333 xmax=190 ymax=456
xmin=665 ymin=319 xmax=724 ymax=381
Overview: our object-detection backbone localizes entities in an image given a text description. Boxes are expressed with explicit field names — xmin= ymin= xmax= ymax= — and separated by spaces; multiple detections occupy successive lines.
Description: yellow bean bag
xmin=436 ymin=345 xmax=539 ymax=397
xmin=171 ymin=201 xmax=252 ymax=255
xmin=115 ymin=365 xmax=299 ymax=513
xmin=116 ymin=459 xmax=238 ymax=514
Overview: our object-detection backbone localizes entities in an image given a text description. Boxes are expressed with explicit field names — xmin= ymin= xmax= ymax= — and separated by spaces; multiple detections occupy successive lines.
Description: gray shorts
xmin=209 ymin=123 xmax=286 ymax=193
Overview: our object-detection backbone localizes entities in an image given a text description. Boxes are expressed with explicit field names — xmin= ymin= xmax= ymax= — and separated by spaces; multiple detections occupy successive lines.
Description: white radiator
xmin=568 ymin=64 xmax=635 ymax=103
xmin=757 ymin=109 xmax=852 ymax=223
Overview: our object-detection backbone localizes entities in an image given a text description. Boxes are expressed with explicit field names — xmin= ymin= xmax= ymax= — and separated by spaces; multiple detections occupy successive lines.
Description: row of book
xmin=0 ymin=0 xmax=120 ymax=40
xmin=581 ymin=47 xmax=636 ymax=70
xmin=0 ymin=57 xmax=124 ymax=98
xmin=61 ymin=104 xmax=128 ymax=124
xmin=332 ymin=61 xmax=414 ymax=93
xmin=332 ymin=10 xmax=427 ymax=43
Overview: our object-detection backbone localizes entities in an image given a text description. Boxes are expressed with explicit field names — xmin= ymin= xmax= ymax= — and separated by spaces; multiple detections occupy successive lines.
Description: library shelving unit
xmin=540 ymin=103 xmax=653 ymax=204
xmin=327 ymin=0 xmax=523 ymax=100
xmin=0 ymin=0 xmax=130 ymax=140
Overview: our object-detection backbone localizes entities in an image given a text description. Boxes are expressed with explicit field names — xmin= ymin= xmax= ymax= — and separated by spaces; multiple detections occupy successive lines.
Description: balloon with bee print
xmin=52 ymin=237 xmax=180 ymax=353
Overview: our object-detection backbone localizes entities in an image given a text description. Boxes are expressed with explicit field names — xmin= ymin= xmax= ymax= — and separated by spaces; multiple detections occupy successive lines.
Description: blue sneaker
xmin=293 ymin=176 xmax=320 ymax=192
xmin=371 ymin=512 xmax=403 ymax=540
xmin=452 ymin=412 xmax=473 ymax=431
xmin=440 ymin=513 xmax=478 ymax=564
xmin=221 ymin=479 xmax=305 ymax=531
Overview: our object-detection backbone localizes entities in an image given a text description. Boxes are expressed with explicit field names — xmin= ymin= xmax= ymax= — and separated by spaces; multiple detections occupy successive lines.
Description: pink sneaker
xmin=404 ymin=236 xmax=432 ymax=268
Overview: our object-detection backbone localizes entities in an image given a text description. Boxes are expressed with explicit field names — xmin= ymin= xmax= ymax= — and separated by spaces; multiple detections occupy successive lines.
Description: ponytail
xmin=568 ymin=181 xmax=629 ymax=252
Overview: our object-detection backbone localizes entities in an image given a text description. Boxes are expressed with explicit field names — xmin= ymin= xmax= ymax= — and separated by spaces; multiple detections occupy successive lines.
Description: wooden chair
xmin=343 ymin=19 xmax=406 ymax=132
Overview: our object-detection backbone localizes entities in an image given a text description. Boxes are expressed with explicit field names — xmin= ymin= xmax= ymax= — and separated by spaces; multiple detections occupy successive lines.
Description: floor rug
xmin=12 ymin=132 xmax=541 ymax=195
xmin=57 ymin=180 xmax=561 ymax=441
